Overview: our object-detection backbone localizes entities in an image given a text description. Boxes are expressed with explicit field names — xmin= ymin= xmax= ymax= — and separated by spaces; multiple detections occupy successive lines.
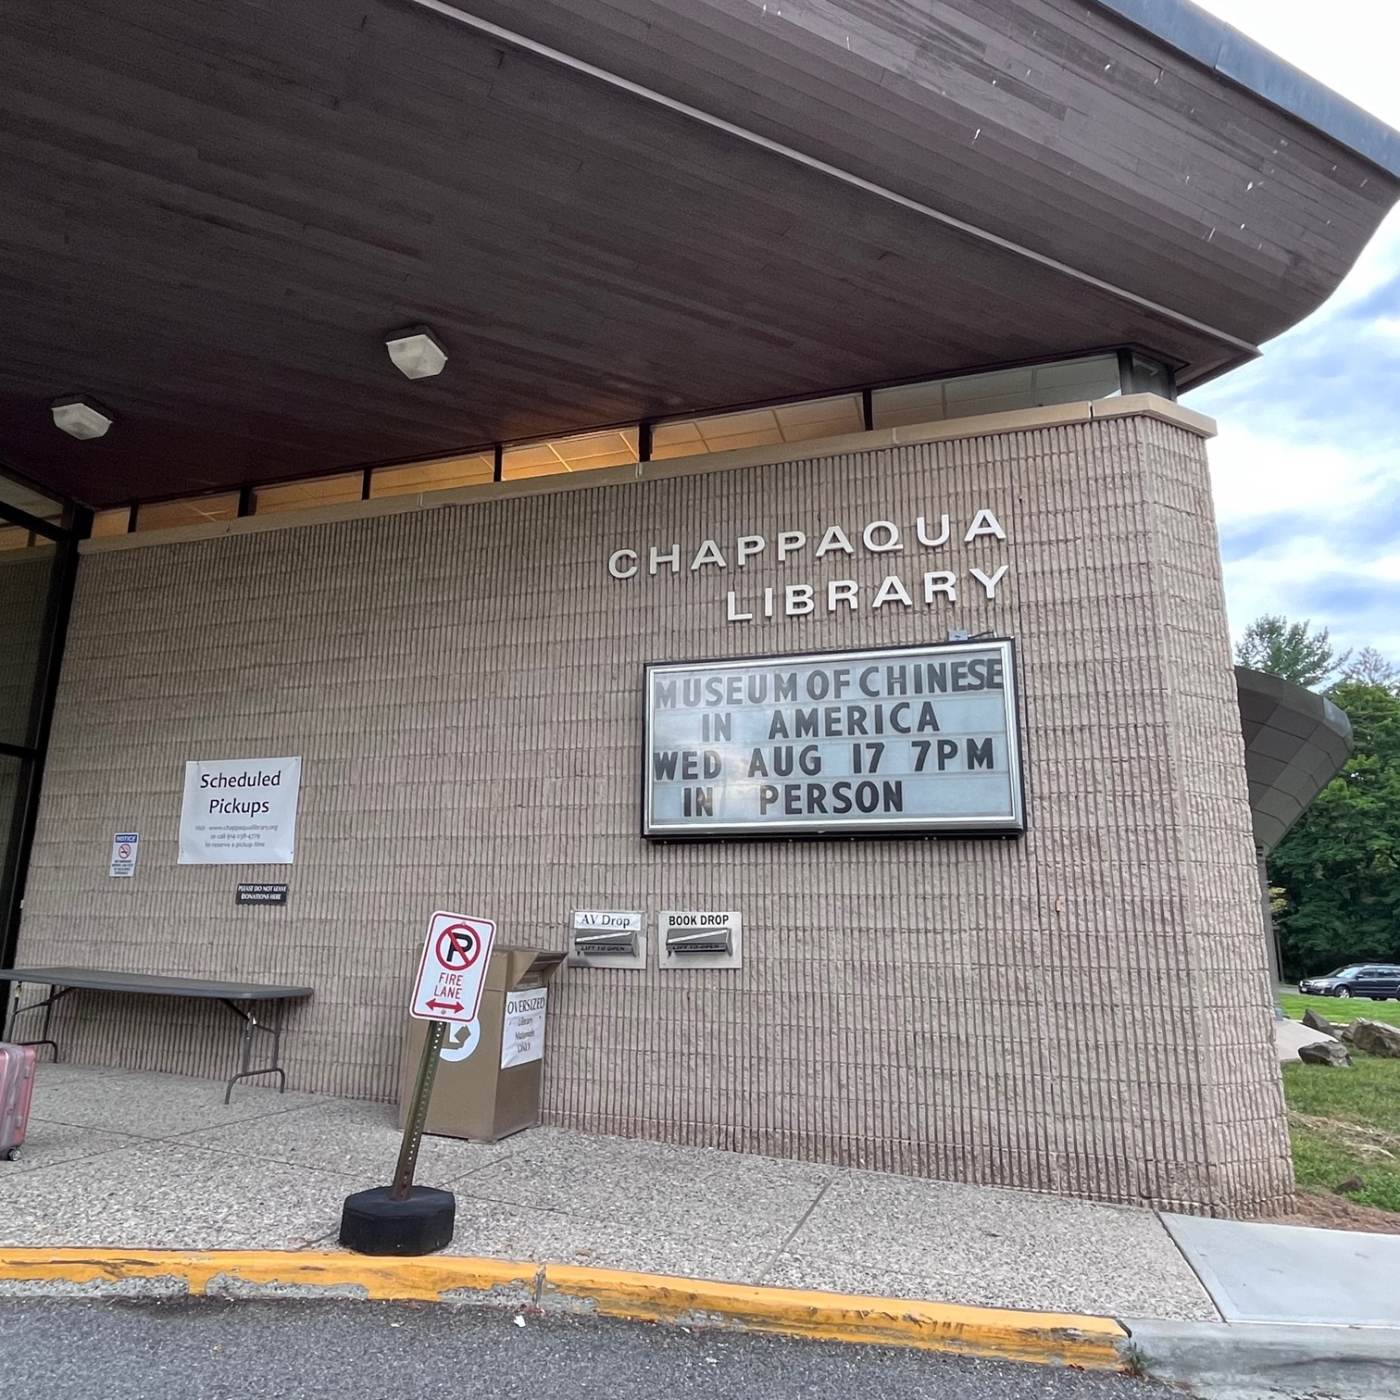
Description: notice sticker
xmin=500 ymin=988 xmax=548 ymax=1068
xmin=109 ymin=833 xmax=140 ymax=878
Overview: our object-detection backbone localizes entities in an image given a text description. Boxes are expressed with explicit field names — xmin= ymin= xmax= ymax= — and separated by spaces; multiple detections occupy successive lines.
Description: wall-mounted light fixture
xmin=385 ymin=326 xmax=448 ymax=380
xmin=51 ymin=397 xmax=114 ymax=440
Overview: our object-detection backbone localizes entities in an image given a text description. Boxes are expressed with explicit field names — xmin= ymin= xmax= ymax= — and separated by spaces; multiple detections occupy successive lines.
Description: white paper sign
xmin=109 ymin=832 xmax=140 ymax=878
xmin=178 ymin=757 xmax=302 ymax=865
xmin=501 ymin=987 xmax=548 ymax=1068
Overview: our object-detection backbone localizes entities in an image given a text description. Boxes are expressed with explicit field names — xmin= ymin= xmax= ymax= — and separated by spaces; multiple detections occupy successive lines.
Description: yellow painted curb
xmin=543 ymin=1264 xmax=1126 ymax=1368
xmin=0 ymin=1249 xmax=535 ymax=1303
xmin=0 ymin=1249 xmax=1126 ymax=1368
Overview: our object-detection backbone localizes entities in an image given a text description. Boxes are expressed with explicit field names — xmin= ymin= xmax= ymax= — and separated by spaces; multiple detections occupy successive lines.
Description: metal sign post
xmin=339 ymin=910 xmax=496 ymax=1255
xmin=391 ymin=1018 xmax=447 ymax=1200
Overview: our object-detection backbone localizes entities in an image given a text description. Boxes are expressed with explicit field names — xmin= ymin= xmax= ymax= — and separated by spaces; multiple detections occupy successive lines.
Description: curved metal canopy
xmin=1235 ymin=667 xmax=1354 ymax=853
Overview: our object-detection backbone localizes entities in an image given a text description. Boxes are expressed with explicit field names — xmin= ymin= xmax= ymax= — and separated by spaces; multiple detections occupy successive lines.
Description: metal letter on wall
xmin=643 ymin=640 xmax=1024 ymax=839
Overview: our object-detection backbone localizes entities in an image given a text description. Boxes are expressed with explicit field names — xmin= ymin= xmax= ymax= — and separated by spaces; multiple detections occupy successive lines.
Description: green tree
xmin=1342 ymin=646 xmax=1400 ymax=694
xmin=1270 ymin=679 xmax=1400 ymax=977
xmin=1235 ymin=614 xmax=1349 ymax=689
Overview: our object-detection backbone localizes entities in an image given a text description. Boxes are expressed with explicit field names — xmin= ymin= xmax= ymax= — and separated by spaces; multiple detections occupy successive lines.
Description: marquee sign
xmin=643 ymin=640 xmax=1024 ymax=838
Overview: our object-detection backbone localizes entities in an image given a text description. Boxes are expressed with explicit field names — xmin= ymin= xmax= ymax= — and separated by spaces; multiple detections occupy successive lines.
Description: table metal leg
xmin=12 ymin=986 xmax=72 ymax=1061
xmin=218 ymin=1000 xmax=289 ymax=1104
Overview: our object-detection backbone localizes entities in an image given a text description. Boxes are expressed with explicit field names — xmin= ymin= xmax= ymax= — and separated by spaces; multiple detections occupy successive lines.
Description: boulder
xmin=1348 ymin=1019 xmax=1400 ymax=1059
xmin=1298 ymin=1039 xmax=1352 ymax=1067
xmin=1276 ymin=1018 xmax=1339 ymax=1062
xmin=1302 ymin=1007 xmax=1339 ymax=1038
xmin=1338 ymin=1022 xmax=1358 ymax=1045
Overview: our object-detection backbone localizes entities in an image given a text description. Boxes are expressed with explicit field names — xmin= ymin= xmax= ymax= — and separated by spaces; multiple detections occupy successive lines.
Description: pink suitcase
xmin=0 ymin=1042 xmax=37 ymax=1162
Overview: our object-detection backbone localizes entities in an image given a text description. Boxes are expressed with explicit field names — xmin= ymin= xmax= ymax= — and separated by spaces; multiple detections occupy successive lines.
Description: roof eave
xmin=1094 ymin=0 xmax=1400 ymax=180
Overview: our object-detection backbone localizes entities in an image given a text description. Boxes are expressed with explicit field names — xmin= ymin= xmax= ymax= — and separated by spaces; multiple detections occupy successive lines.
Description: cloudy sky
xmin=1182 ymin=0 xmax=1400 ymax=662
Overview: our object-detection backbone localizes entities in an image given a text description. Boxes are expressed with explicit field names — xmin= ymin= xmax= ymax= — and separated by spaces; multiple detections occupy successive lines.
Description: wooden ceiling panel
xmin=0 ymin=0 xmax=1339 ymax=507
xmin=457 ymin=0 xmax=1396 ymax=332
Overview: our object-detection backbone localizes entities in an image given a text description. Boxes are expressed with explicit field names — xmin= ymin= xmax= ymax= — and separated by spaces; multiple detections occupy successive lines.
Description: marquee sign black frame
xmin=641 ymin=637 xmax=1028 ymax=842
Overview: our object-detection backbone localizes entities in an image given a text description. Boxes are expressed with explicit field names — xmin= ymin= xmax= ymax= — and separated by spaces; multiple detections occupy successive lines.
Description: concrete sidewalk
xmin=4 ymin=1064 xmax=1400 ymax=1397
xmin=0 ymin=1064 xmax=1212 ymax=1321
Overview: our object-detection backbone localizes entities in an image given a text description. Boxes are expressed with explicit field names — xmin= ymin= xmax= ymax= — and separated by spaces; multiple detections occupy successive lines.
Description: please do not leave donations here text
xmin=644 ymin=645 xmax=1023 ymax=835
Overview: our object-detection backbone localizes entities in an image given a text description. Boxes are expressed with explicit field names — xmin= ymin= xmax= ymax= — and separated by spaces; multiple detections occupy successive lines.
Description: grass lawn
xmin=1279 ymin=992 xmax=1400 ymax=1027
xmin=1281 ymin=1015 xmax=1400 ymax=1214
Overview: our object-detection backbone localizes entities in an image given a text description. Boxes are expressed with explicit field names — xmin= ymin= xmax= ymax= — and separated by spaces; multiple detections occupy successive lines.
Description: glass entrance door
xmin=0 ymin=476 xmax=87 ymax=1022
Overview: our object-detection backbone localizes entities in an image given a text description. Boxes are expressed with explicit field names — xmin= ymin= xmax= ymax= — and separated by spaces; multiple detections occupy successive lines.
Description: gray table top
xmin=0 ymin=967 xmax=313 ymax=1001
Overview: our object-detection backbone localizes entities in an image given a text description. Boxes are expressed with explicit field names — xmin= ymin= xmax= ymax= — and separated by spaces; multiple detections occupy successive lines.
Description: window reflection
xmin=89 ymin=509 xmax=132 ymax=539
xmin=135 ymin=493 xmax=240 ymax=532
xmin=370 ymin=453 xmax=495 ymax=497
xmin=501 ymin=428 xmax=638 ymax=480
xmin=871 ymin=355 xmax=1122 ymax=429
xmin=0 ymin=478 xmax=61 ymax=522
xmin=651 ymin=394 xmax=863 ymax=460
xmin=253 ymin=474 xmax=363 ymax=514
xmin=0 ymin=540 xmax=58 ymax=747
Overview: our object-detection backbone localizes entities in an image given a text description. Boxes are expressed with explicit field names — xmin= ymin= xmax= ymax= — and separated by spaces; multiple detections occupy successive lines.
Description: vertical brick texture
xmin=13 ymin=415 xmax=1292 ymax=1215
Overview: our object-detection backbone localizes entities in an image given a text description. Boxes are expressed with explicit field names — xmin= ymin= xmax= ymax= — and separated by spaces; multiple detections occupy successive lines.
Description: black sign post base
xmin=339 ymin=1018 xmax=455 ymax=1255
xmin=339 ymin=1184 xmax=455 ymax=1255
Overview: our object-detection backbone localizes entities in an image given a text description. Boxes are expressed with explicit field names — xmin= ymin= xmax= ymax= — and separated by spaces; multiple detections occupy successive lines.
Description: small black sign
xmin=236 ymin=883 xmax=289 ymax=906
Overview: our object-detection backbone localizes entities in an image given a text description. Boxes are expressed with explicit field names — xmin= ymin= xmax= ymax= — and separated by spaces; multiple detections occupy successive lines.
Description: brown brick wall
xmin=13 ymin=413 xmax=1292 ymax=1214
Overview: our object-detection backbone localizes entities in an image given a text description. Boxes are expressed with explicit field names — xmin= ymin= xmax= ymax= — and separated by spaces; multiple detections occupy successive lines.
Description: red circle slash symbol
xmin=118 ymin=844 xmax=131 ymax=859
xmin=435 ymin=923 xmax=481 ymax=971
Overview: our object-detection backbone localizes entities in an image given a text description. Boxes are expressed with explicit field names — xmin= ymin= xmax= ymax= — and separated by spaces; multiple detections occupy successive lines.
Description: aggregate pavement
xmin=0 ymin=1063 xmax=1217 ymax=1321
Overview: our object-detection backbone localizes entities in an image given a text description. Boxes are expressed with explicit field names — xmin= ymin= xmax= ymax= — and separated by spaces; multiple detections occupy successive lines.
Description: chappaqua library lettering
xmin=607 ymin=508 xmax=1010 ymax=624
xmin=643 ymin=641 xmax=1024 ymax=838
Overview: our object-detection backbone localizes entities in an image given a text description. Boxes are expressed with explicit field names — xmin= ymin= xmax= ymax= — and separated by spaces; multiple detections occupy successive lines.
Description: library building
xmin=2 ymin=0 xmax=1397 ymax=1216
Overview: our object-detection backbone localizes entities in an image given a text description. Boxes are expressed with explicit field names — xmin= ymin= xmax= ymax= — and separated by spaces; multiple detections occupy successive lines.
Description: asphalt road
xmin=0 ymin=1298 xmax=1172 ymax=1399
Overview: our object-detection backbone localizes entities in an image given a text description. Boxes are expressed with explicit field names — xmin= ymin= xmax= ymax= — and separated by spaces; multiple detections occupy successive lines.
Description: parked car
xmin=1298 ymin=965 xmax=1400 ymax=999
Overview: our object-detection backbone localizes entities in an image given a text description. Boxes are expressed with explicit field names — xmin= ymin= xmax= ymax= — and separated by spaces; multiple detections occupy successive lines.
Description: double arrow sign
xmin=410 ymin=912 xmax=497 ymax=1027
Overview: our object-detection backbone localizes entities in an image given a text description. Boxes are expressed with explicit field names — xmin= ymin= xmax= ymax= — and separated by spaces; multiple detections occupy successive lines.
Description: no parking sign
xmin=409 ymin=911 xmax=495 ymax=1025
xmin=350 ymin=910 xmax=498 ymax=1253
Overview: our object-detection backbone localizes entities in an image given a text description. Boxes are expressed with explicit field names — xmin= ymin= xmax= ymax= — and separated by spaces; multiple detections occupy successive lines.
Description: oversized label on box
xmin=500 ymin=987 xmax=548 ymax=1068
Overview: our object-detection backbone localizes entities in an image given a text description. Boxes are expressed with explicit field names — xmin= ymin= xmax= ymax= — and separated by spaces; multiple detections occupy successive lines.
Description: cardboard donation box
xmin=398 ymin=945 xmax=565 ymax=1143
